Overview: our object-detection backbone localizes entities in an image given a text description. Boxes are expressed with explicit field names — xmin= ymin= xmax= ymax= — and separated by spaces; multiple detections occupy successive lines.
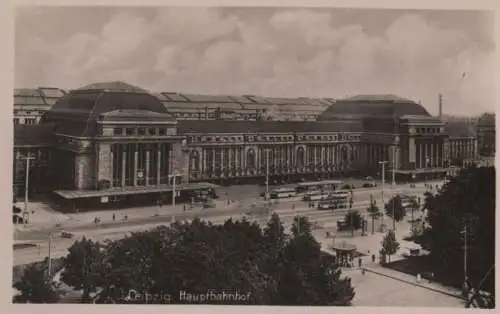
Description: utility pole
xmin=169 ymin=174 xmax=177 ymax=209
xmin=48 ymin=232 xmax=53 ymax=278
xmin=461 ymin=222 xmax=469 ymax=296
xmin=392 ymin=147 xmax=399 ymax=187
xmin=370 ymin=194 xmax=375 ymax=235
xmin=20 ymin=154 xmax=36 ymax=227
xmin=392 ymin=196 xmax=396 ymax=231
xmin=265 ymin=149 xmax=270 ymax=200
xmin=378 ymin=161 xmax=388 ymax=229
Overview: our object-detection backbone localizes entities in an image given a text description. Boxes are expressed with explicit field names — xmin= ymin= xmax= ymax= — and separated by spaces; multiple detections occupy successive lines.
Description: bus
xmin=317 ymin=192 xmax=350 ymax=210
xmin=270 ymin=187 xmax=297 ymax=199
xmin=295 ymin=180 xmax=343 ymax=194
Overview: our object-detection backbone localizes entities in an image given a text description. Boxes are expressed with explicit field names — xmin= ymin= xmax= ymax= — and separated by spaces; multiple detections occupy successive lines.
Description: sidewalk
xmin=14 ymin=199 xmax=241 ymax=233
xmin=363 ymin=265 xmax=463 ymax=299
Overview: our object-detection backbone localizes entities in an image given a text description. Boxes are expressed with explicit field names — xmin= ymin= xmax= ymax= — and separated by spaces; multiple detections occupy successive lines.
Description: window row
xmin=110 ymin=127 xmax=176 ymax=137
xmin=190 ymin=134 xmax=361 ymax=143
xmin=416 ymin=127 xmax=442 ymax=134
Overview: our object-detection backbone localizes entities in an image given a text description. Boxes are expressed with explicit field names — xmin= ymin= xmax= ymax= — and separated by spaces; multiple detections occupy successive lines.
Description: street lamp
xmin=19 ymin=154 xmax=36 ymax=227
xmin=168 ymin=174 xmax=179 ymax=209
xmin=378 ymin=161 xmax=388 ymax=229
xmin=392 ymin=147 xmax=400 ymax=187
xmin=265 ymin=149 xmax=271 ymax=200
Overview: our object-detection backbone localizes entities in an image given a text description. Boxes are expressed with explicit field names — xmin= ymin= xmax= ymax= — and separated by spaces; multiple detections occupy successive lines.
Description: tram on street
xmin=269 ymin=187 xmax=297 ymax=199
xmin=317 ymin=191 xmax=350 ymax=210
xmin=295 ymin=180 xmax=343 ymax=194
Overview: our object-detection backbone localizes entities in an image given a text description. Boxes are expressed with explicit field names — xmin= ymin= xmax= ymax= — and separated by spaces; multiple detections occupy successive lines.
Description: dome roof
xmin=317 ymin=94 xmax=431 ymax=121
xmin=41 ymin=81 xmax=169 ymax=137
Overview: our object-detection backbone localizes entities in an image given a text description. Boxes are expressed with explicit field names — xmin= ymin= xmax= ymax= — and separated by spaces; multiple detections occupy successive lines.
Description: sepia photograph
xmin=12 ymin=5 xmax=495 ymax=308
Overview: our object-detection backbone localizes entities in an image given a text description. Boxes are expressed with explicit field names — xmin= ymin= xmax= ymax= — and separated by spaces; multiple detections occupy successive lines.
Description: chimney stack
xmin=438 ymin=94 xmax=443 ymax=118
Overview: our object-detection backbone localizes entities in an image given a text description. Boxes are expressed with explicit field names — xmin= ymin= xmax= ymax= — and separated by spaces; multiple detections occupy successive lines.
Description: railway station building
xmin=13 ymin=82 xmax=477 ymax=211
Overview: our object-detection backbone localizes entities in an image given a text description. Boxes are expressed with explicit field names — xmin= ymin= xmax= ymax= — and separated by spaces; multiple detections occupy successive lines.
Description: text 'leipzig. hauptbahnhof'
xmin=13 ymin=81 xmax=481 ymax=210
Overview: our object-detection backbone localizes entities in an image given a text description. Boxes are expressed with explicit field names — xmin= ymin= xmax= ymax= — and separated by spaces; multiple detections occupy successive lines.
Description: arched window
xmin=190 ymin=151 xmax=200 ymax=171
xmin=296 ymin=147 xmax=305 ymax=168
xmin=246 ymin=149 xmax=255 ymax=169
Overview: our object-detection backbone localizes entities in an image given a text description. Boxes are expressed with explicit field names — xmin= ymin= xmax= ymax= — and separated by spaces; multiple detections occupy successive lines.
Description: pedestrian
xmin=358 ymin=258 xmax=362 ymax=268
xmin=124 ymin=215 xmax=128 ymax=221
xmin=112 ymin=213 xmax=115 ymax=221
xmin=371 ymin=254 xmax=375 ymax=263
xmin=416 ymin=273 xmax=421 ymax=283
xmin=361 ymin=268 xmax=366 ymax=275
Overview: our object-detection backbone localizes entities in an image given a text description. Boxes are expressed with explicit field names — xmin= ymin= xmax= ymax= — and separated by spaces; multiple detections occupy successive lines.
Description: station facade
xmin=13 ymin=82 xmax=478 ymax=210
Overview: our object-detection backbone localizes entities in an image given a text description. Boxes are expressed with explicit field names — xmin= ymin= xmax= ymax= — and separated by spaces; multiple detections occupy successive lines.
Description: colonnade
xmin=110 ymin=143 xmax=171 ymax=188
xmin=193 ymin=142 xmax=395 ymax=177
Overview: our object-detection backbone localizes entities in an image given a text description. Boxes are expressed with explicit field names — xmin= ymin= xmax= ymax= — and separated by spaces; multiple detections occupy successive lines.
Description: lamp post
xmin=265 ymin=149 xmax=270 ymax=200
xmin=392 ymin=147 xmax=399 ymax=187
xmin=378 ymin=161 xmax=388 ymax=229
xmin=47 ymin=232 xmax=53 ymax=278
xmin=168 ymin=174 xmax=178 ymax=209
xmin=19 ymin=154 xmax=36 ymax=227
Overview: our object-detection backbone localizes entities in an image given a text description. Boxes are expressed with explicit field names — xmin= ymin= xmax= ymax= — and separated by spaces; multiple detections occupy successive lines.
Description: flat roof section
xmin=54 ymin=182 xmax=220 ymax=200
xmin=393 ymin=168 xmax=448 ymax=174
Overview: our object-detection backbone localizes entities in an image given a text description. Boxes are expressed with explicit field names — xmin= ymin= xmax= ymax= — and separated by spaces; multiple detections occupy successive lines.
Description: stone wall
xmin=74 ymin=153 xmax=94 ymax=189
xmin=97 ymin=143 xmax=112 ymax=184
xmin=171 ymin=140 xmax=190 ymax=183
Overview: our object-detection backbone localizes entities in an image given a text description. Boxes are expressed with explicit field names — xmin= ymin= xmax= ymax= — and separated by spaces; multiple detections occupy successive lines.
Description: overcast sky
xmin=15 ymin=7 xmax=495 ymax=115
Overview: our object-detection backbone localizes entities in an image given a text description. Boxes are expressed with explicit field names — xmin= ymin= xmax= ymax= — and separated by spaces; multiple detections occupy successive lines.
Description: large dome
xmin=317 ymin=94 xmax=431 ymax=120
xmin=41 ymin=81 xmax=169 ymax=137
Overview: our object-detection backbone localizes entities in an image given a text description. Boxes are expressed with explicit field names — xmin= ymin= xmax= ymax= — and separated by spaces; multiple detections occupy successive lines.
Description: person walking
xmin=112 ymin=213 xmax=115 ymax=222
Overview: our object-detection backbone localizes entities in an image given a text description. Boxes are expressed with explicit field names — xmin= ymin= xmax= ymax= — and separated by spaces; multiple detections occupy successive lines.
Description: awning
xmin=54 ymin=182 xmax=220 ymax=200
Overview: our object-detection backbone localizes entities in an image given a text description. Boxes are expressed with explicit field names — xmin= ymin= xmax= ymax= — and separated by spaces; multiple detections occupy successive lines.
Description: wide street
xmin=14 ymin=182 xmax=434 ymax=266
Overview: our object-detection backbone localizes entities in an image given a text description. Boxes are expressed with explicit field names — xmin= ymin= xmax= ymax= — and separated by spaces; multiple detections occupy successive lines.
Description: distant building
xmin=476 ymin=113 xmax=495 ymax=157
xmin=13 ymin=87 xmax=331 ymax=123
xmin=13 ymin=87 xmax=67 ymax=124
xmin=444 ymin=121 xmax=478 ymax=167
xmin=13 ymin=82 xmax=477 ymax=210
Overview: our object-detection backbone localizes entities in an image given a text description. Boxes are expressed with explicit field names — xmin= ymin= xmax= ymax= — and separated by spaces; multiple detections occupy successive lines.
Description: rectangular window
xmin=138 ymin=128 xmax=146 ymax=135
xmin=13 ymin=118 xmax=20 ymax=124
xmin=125 ymin=128 xmax=134 ymax=136
xmin=148 ymin=127 xmax=156 ymax=135
xmin=25 ymin=118 xmax=36 ymax=125
xmin=158 ymin=128 xmax=166 ymax=136
xmin=113 ymin=128 xmax=122 ymax=136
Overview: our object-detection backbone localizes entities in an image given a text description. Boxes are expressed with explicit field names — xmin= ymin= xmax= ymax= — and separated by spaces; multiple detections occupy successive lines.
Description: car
xmin=61 ymin=230 xmax=74 ymax=239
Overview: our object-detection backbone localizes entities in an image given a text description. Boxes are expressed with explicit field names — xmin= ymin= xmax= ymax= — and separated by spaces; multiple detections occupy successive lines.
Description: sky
xmin=15 ymin=7 xmax=495 ymax=115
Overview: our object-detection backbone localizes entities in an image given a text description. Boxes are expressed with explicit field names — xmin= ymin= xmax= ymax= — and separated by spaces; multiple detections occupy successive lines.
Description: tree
xmin=422 ymin=191 xmax=435 ymax=212
xmin=413 ymin=166 xmax=495 ymax=296
xmin=384 ymin=195 xmax=406 ymax=224
xmin=61 ymin=237 xmax=104 ymax=302
xmin=291 ymin=215 xmax=312 ymax=237
xmin=381 ymin=230 xmax=400 ymax=263
xmin=13 ymin=259 xmax=60 ymax=303
xmin=344 ymin=211 xmax=362 ymax=236
xmin=366 ymin=196 xmax=379 ymax=234
xmin=407 ymin=197 xmax=420 ymax=224
xmin=91 ymin=214 xmax=355 ymax=305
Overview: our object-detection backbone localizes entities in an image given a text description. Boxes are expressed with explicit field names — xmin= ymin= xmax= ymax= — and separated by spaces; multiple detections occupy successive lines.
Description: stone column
xmin=133 ymin=148 xmax=139 ymax=186
xmin=430 ymin=142 xmax=434 ymax=167
xmin=121 ymin=149 xmax=126 ymax=187
xmin=212 ymin=149 xmax=216 ymax=171
xmin=109 ymin=151 xmax=114 ymax=187
xmin=145 ymin=150 xmax=150 ymax=185
xmin=157 ymin=148 xmax=161 ymax=186
xmin=97 ymin=143 xmax=113 ymax=186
